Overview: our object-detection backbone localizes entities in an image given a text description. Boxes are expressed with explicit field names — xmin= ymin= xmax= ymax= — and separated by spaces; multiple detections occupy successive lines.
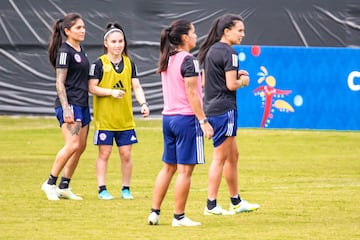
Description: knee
xmin=164 ymin=164 xmax=177 ymax=175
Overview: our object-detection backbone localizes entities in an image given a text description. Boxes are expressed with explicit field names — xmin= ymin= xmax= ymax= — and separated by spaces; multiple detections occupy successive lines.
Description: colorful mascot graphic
xmin=253 ymin=66 xmax=294 ymax=128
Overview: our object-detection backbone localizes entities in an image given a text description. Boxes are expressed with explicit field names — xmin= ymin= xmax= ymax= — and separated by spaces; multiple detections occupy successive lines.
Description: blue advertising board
xmin=233 ymin=45 xmax=360 ymax=131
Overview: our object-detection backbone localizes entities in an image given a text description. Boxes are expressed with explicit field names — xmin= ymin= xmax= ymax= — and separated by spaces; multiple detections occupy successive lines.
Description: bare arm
xmin=132 ymin=78 xmax=149 ymax=117
xmin=185 ymin=76 xmax=213 ymax=139
xmin=56 ymin=68 xmax=74 ymax=123
xmin=225 ymin=70 xmax=250 ymax=91
xmin=88 ymin=78 xmax=125 ymax=98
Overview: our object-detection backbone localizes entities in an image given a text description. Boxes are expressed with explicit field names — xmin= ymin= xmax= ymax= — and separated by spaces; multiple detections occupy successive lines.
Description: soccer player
xmin=42 ymin=13 xmax=90 ymax=200
xmin=148 ymin=19 xmax=213 ymax=227
xmin=89 ymin=22 xmax=149 ymax=200
xmin=198 ymin=14 xmax=260 ymax=215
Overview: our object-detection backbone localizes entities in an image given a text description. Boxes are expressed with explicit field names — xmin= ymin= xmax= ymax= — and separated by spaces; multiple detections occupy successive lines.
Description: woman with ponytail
xmin=42 ymin=12 xmax=90 ymax=201
xmin=148 ymin=19 xmax=213 ymax=227
xmin=198 ymin=14 xmax=260 ymax=215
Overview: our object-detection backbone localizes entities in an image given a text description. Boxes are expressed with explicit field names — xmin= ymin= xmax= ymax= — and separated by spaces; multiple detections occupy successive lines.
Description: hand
xmin=141 ymin=104 xmax=150 ymax=118
xmin=63 ymin=106 xmax=74 ymax=124
xmin=238 ymin=69 xmax=249 ymax=78
xmin=239 ymin=74 xmax=250 ymax=87
xmin=110 ymin=89 xmax=125 ymax=98
xmin=238 ymin=70 xmax=250 ymax=87
xmin=201 ymin=123 xmax=214 ymax=140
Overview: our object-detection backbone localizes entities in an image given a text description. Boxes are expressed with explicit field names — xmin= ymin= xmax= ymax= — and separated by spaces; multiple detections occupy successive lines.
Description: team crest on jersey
xmin=103 ymin=63 xmax=112 ymax=72
xmin=74 ymin=53 xmax=82 ymax=63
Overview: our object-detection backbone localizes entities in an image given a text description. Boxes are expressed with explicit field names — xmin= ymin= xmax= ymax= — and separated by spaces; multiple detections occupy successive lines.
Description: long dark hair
xmin=48 ymin=12 xmax=82 ymax=68
xmin=103 ymin=22 xmax=128 ymax=56
xmin=198 ymin=14 xmax=243 ymax=65
xmin=157 ymin=19 xmax=192 ymax=73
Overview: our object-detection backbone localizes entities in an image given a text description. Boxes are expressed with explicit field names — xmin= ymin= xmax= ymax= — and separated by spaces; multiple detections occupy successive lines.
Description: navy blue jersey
xmin=54 ymin=42 xmax=90 ymax=107
xmin=181 ymin=55 xmax=199 ymax=78
xmin=203 ymin=42 xmax=239 ymax=116
xmin=89 ymin=55 xmax=137 ymax=83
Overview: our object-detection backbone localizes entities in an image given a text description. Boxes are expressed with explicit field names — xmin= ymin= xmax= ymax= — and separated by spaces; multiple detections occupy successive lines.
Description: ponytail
xmin=198 ymin=14 xmax=243 ymax=65
xmin=157 ymin=19 xmax=192 ymax=73
xmin=48 ymin=19 xmax=63 ymax=68
xmin=47 ymin=12 xmax=82 ymax=68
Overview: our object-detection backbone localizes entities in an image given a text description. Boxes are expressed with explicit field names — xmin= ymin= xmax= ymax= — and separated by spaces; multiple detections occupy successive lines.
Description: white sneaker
xmin=230 ymin=200 xmax=260 ymax=213
xmin=148 ymin=212 xmax=160 ymax=225
xmin=57 ymin=188 xmax=83 ymax=200
xmin=172 ymin=217 xmax=201 ymax=227
xmin=204 ymin=205 xmax=234 ymax=215
xmin=41 ymin=181 xmax=59 ymax=201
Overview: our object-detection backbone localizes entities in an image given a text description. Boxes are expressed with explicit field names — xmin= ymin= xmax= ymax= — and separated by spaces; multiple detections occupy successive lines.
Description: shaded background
xmin=0 ymin=0 xmax=359 ymax=115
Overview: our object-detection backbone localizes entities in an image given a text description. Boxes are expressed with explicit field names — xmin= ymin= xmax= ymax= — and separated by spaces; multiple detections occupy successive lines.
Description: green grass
xmin=0 ymin=116 xmax=359 ymax=240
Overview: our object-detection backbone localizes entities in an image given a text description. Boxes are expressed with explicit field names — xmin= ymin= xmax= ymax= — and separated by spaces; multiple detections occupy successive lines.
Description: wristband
xmin=199 ymin=118 xmax=208 ymax=124
xmin=140 ymin=102 xmax=149 ymax=107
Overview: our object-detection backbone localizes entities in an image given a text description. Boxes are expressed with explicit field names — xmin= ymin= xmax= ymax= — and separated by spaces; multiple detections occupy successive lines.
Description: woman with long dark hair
xmin=42 ymin=12 xmax=90 ymax=201
xmin=148 ymin=19 xmax=213 ymax=227
xmin=198 ymin=14 xmax=260 ymax=215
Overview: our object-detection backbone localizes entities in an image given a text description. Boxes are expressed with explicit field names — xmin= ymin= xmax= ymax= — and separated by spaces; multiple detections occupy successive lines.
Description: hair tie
xmin=104 ymin=28 xmax=123 ymax=40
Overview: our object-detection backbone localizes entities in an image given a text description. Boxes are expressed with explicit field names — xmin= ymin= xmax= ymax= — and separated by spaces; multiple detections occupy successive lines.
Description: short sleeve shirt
xmin=54 ymin=42 xmax=90 ymax=107
xmin=89 ymin=57 xmax=137 ymax=81
xmin=203 ymin=42 xmax=239 ymax=116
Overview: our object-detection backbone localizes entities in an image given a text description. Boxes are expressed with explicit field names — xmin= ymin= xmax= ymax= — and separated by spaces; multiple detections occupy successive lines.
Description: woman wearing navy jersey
xmin=89 ymin=22 xmax=149 ymax=200
xmin=41 ymin=13 xmax=90 ymax=200
xmin=147 ymin=19 xmax=213 ymax=227
xmin=198 ymin=14 xmax=260 ymax=215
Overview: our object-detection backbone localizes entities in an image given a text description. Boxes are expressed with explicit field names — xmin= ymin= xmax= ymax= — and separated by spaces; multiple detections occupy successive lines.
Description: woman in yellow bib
xmin=89 ymin=22 xmax=150 ymax=200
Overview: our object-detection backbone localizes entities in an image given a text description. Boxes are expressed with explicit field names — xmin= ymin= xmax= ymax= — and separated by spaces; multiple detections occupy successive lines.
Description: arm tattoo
xmin=56 ymin=68 xmax=69 ymax=108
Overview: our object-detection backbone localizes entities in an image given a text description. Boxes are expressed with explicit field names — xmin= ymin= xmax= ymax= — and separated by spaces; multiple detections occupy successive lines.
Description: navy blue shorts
xmin=93 ymin=129 xmax=138 ymax=146
xmin=208 ymin=109 xmax=237 ymax=147
xmin=162 ymin=115 xmax=205 ymax=165
xmin=55 ymin=104 xmax=91 ymax=127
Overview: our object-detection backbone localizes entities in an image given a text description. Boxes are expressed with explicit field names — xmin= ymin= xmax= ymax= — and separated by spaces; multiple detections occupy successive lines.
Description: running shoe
xmin=121 ymin=189 xmax=134 ymax=200
xmin=230 ymin=200 xmax=260 ymax=213
xmin=172 ymin=217 xmax=201 ymax=227
xmin=57 ymin=188 xmax=83 ymax=200
xmin=98 ymin=190 xmax=114 ymax=200
xmin=41 ymin=181 xmax=59 ymax=201
xmin=204 ymin=205 xmax=234 ymax=215
xmin=148 ymin=212 xmax=160 ymax=225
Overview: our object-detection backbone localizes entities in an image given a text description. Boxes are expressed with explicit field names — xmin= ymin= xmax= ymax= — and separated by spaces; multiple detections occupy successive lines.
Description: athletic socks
xmin=47 ymin=174 xmax=58 ymax=185
xmin=174 ymin=213 xmax=185 ymax=220
xmin=122 ymin=186 xmax=130 ymax=191
xmin=98 ymin=185 xmax=107 ymax=194
xmin=207 ymin=199 xmax=217 ymax=210
xmin=58 ymin=177 xmax=71 ymax=189
xmin=230 ymin=194 xmax=242 ymax=205
xmin=151 ymin=208 xmax=160 ymax=215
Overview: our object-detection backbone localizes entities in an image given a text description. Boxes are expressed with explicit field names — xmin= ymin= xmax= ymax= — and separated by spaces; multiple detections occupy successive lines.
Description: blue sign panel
xmin=233 ymin=45 xmax=360 ymax=131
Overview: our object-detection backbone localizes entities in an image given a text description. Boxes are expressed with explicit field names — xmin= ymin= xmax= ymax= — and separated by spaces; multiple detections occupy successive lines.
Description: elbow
xmin=226 ymin=84 xmax=237 ymax=91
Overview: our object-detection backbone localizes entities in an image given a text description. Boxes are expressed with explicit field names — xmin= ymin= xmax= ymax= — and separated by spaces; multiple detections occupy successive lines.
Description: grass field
xmin=0 ymin=116 xmax=359 ymax=240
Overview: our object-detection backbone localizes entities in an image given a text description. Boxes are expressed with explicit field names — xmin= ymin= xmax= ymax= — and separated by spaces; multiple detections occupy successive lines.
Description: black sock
xmin=174 ymin=213 xmax=185 ymax=220
xmin=230 ymin=195 xmax=241 ymax=205
xmin=151 ymin=208 xmax=160 ymax=215
xmin=58 ymin=177 xmax=71 ymax=189
xmin=122 ymin=186 xmax=130 ymax=191
xmin=47 ymin=174 xmax=58 ymax=185
xmin=207 ymin=199 xmax=217 ymax=210
xmin=98 ymin=185 xmax=107 ymax=194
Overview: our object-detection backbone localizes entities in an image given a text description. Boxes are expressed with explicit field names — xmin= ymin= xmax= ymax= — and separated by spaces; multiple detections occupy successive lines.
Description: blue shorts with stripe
xmin=162 ymin=115 xmax=205 ymax=165
xmin=55 ymin=104 xmax=91 ymax=127
xmin=93 ymin=129 xmax=138 ymax=146
xmin=208 ymin=109 xmax=237 ymax=147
